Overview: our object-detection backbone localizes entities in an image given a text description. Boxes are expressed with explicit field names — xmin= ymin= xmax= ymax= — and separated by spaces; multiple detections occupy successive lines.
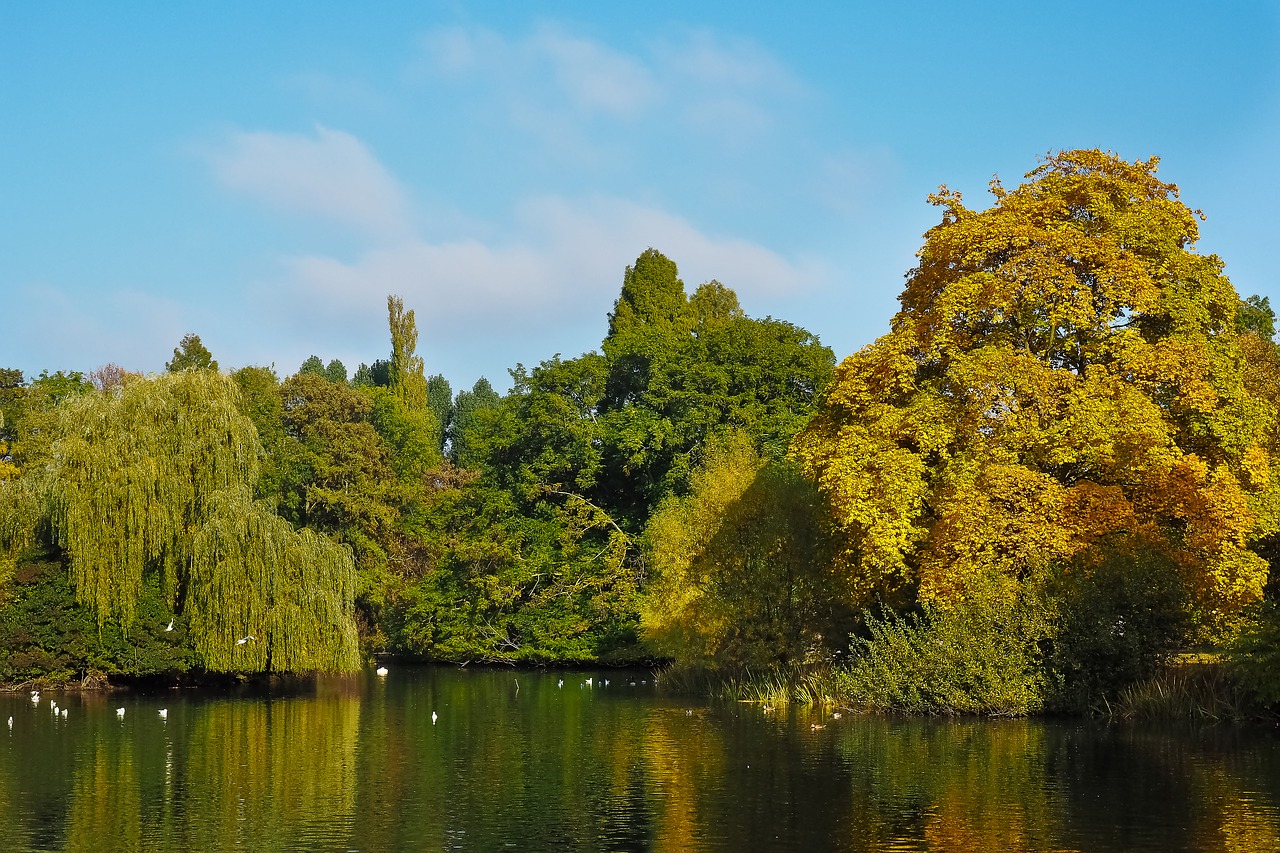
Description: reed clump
xmin=1110 ymin=658 xmax=1264 ymax=722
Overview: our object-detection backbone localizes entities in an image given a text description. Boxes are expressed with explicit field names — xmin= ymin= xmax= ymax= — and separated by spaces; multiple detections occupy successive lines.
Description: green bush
xmin=0 ymin=550 xmax=193 ymax=684
xmin=1225 ymin=600 xmax=1280 ymax=709
xmin=1044 ymin=543 xmax=1189 ymax=712
xmin=833 ymin=588 xmax=1048 ymax=716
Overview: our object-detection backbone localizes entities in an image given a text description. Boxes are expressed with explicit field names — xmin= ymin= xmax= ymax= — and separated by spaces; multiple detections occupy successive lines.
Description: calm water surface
xmin=3 ymin=667 xmax=1280 ymax=852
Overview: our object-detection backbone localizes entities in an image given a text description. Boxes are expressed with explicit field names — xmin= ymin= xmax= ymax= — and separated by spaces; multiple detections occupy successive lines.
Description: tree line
xmin=5 ymin=149 xmax=1280 ymax=715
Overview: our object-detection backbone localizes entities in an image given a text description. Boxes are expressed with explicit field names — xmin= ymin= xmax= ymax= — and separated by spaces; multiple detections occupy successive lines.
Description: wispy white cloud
xmin=409 ymin=23 xmax=804 ymax=142
xmin=275 ymin=194 xmax=824 ymax=330
xmin=530 ymin=27 xmax=661 ymax=118
xmin=205 ymin=125 xmax=412 ymax=238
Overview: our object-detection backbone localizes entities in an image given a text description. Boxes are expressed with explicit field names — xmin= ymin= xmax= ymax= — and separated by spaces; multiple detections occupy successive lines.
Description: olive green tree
xmin=0 ymin=371 xmax=359 ymax=673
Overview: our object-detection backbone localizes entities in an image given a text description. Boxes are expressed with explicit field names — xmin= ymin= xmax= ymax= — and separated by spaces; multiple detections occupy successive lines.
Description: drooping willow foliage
xmin=5 ymin=371 xmax=360 ymax=673
xmin=48 ymin=371 xmax=259 ymax=625
xmin=189 ymin=486 xmax=360 ymax=672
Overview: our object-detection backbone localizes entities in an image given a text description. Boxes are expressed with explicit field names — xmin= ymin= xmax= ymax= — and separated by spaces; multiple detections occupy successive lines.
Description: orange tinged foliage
xmin=795 ymin=150 xmax=1280 ymax=631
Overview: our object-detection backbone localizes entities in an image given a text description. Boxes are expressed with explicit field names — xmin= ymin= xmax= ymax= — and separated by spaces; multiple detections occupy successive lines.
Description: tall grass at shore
xmin=1108 ymin=660 xmax=1260 ymax=722
xmin=659 ymin=662 xmax=841 ymax=706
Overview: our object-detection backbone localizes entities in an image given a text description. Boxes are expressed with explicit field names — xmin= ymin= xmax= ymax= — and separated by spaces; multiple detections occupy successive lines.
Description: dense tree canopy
xmin=0 ymin=371 xmax=360 ymax=672
xmin=794 ymin=150 xmax=1280 ymax=637
xmin=166 ymin=333 xmax=218 ymax=372
xmin=15 ymin=198 xmax=1275 ymax=706
xmin=642 ymin=431 xmax=846 ymax=671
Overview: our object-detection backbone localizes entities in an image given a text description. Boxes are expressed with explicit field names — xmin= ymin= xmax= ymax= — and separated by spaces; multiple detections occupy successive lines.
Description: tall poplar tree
xmin=387 ymin=295 xmax=428 ymax=412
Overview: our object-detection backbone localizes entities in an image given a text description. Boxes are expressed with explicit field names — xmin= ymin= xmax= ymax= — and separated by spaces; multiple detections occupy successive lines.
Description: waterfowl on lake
xmin=376 ymin=666 xmax=389 ymax=676
xmin=116 ymin=708 xmax=126 ymax=718
xmin=159 ymin=709 xmax=168 ymax=719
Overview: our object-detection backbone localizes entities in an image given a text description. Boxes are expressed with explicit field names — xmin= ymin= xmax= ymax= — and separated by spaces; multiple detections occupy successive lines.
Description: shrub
xmin=0 ymin=549 xmax=193 ymax=684
xmin=1044 ymin=542 xmax=1190 ymax=712
xmin=833 ymin=587 xmax=1049 ymax=716
xmin=1225 ymin=600 xmax=1280 ymax=709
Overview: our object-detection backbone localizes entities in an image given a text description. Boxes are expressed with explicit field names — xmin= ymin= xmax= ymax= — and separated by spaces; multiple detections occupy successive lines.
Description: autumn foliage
xmin=794 ymin=150 xmax=1280 ymax=637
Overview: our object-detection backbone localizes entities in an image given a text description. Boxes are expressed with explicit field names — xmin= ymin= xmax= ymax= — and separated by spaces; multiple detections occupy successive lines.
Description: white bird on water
xmin=585 ymin=677 xmax=593 ymax=688
xmin=158 ymin=709 xmax=168 ymax=720
xmin=61 ymin=708 xmax=67 ymax=718
xmin=30 ymin=691 xmax=40 ymax=705
xmin=558 ymin=678 xmax=564 ymax=689
xmin=7 ymin=716 xmax=12 ymax=730
xmin=375 ymin=666 xmax=389 ymax=677
xmin=431 ymin=711 xmax=438 ymax=725
xmin=236 ymin=636 xmax=256 ymax=645
xmin=116 ymin=707 xmax=126 ymax=718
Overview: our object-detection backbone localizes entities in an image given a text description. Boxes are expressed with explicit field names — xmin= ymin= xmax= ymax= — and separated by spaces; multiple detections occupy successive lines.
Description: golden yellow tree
xmin=794 ymin=150 xmax=1280 ymax=634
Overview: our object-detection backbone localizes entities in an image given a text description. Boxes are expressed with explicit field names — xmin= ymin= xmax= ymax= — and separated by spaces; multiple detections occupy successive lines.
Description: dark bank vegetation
xmin=6 ymin=150 xmax=1280 ymax=720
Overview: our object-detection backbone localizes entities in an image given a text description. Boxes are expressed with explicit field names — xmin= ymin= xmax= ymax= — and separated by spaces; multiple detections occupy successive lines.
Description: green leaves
xmin=6 ymin=371 xmax=360 ymax=674
xmin=165 ymin=333 xmax=218 ymax=372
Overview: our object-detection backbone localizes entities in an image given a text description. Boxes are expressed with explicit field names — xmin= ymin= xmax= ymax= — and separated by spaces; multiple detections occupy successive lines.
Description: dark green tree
xmin=427 ymin=374 xmax=453 ymax=452
xmin=602 ymin=248 xmax=690 ymax=408
xmin=470 ymin=355 xmax=608 ymax=504
xmin=1238 ymin=295 xmax=1276 ymax=340
xmin=352 ymin=360 xmax=391 ymax=388
xmin=166 ymin=333 xmax=218 ymax=372
xmin=449 ymin=377 xmax=502 ymax=469
xmin=595 ymin=250 xmax=834 ymax=527
xmin=325 ymin=359 xmax=349 ymax=385
xmin=299 ymin=355 xmax=325 ymax=377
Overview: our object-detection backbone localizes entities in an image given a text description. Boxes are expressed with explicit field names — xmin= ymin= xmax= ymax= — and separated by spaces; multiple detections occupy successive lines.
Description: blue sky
xmin=4 ymin=3 xmax=1279 ymax=392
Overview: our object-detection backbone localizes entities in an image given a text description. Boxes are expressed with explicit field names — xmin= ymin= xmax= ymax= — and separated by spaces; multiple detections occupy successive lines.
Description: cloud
xmin=277 ymin=194 xmax=823 ymax=326
xmin=206 ymin=125 xmax=411 ymax=237
xmin=409 ymin=23 xmax=802 ymax=141
xmin=529 ymin=27 xmax=661 ymax=118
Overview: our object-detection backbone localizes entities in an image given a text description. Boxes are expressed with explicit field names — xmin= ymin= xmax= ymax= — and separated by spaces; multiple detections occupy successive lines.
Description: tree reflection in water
xmin=2 ymin=670 xmax=1280 ymax=852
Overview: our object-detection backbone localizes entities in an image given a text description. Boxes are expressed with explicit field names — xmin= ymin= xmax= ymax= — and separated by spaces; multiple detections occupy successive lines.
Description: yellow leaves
xmin=918 ymin=463 xmax=1072 ymax=602
xmin=796 ymin=150 xmax=1280 ymax=629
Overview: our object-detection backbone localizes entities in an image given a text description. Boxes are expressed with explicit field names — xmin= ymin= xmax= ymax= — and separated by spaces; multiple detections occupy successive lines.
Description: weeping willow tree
xmin=0 ymin=371 xmax=360 ymax=673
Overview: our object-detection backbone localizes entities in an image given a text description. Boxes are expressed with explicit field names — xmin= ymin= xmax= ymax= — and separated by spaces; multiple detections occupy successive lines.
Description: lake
xmin=3 ymin=667 xmax=1280 ymax=851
